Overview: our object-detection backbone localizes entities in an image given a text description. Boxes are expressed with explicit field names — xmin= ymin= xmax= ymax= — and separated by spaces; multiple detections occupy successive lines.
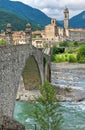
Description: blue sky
xmin=12 ymin=0 xmax=85 ymax=20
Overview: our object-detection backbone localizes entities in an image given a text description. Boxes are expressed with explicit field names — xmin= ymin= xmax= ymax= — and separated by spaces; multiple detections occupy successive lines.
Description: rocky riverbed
xmin=16 ymin=62 xmax=85 ymax=102
xmin=51 ymin=62 xmax=85 ymax=102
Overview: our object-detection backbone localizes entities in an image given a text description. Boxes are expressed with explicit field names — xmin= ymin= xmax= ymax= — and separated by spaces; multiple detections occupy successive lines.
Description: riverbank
xmin=52 ymin=62 xmax=85 ymax=102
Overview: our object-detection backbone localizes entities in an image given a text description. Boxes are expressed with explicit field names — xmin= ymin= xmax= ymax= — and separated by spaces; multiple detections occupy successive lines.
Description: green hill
xmin=0 ymin=9 xmax=27 ymax=31
xmin=0 ymin=9 xmax=41 ymax=31
xmin=69 ymin=11 xmax=85 ymax=28
xmin=0 ymin=0 xmax=51 ymax=27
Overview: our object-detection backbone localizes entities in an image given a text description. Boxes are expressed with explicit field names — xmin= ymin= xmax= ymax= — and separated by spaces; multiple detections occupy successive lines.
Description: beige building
xmin=44 ymin=8 xmax=85 ymax=42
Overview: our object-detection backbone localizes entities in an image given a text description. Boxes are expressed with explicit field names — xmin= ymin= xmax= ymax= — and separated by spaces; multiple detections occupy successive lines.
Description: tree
xmin=33 ymin=81 xmax=63 ymax=130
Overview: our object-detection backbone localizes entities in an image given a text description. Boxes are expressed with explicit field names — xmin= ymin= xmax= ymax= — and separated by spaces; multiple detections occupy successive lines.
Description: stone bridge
xmin=0 ymin=23 xmax=51 ymax=118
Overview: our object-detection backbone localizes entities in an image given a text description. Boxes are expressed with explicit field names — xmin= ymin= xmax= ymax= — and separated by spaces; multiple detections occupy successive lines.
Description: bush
xmin=32 ymin=81 xmax=63 ymax=130
xmin=68 ymin=55 xmax=77 ymax=63
xmin=77 ymin=44 xmax=85 ymax=63
xmin=51 ymin=54 xmax=66 ymax=63
xmin=78 ymin=56 xmax=85 ymax=63
xmin=59 ymin=40 xmax=68 ymax=47
xmin=73 ymin=41 xmax=78 ymax=46
xmin=0 ymin=39 xmax=6 ymax=45
xmin=64 ymin=87 xmax=72 ymax=92
xmin=52 ymin=45 xmax=59 ymax=55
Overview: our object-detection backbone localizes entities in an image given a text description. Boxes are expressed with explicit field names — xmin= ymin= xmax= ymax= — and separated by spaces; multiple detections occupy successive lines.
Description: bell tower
xmin=64 ymin=8 xmax=69 ymax=29
xmin=51 ymin=18 xmax=56 ymax=26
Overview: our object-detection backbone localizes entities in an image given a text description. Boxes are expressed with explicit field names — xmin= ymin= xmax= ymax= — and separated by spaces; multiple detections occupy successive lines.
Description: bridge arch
xmin=0 ymin=44 xmax=47 ymax=118
xmin=22 ymin=55 xmax=41 ymax=90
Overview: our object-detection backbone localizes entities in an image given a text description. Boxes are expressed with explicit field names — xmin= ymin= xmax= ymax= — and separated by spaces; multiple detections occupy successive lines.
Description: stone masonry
xmin=0 ymin=23 xmax=51 ymax=118
xmin=0 ymin=115 xmax=25 ymax=130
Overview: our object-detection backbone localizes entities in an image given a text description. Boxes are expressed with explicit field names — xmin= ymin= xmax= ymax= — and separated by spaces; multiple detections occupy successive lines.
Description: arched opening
xmin=14 ymin=55 xmax=42 ymax=128
xmin=22 ymin=55 xmax=41 ymax=90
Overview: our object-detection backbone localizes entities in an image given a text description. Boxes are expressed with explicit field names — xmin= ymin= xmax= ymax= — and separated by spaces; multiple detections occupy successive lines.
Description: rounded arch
xmin=22 ymin=55 xmax=41 ymax=90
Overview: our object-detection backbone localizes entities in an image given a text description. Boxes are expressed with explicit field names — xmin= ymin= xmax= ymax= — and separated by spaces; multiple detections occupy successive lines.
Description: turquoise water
xmin=14 ymin=101 xmax=85 ymax=130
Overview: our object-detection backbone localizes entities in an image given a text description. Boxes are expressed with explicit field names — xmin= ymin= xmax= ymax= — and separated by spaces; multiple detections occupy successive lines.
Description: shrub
xmin=52 ymin=45 xmax=59 ymax=55
xmin=52 ymin=55 xmax=66 ymax=63
xmin=59 ymin=40 xmax=68 ymax=47
xmin=77 ymin=44 xmax=85 ymax=63
xmin=32 ymin=81 xmax=63 ymax=130
xmin=0 ymin=39 xmax=6 ymax=45
xmin=51 ymin=55 xmax=56 ymax=62
xmin=68 ymin=55 xmax=77 ymax=63
xmin=64 ymin=87 xmax=72 ymax=92
xmin=78 ymin=56 xmax=85 ymax=63
xmin=73 ymin=41 xmax=78 ymax=46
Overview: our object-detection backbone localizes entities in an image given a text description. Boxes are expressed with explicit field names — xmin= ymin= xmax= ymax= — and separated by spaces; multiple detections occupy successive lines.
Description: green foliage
xmin=0 ymin=10 xmax=41 ymax=31
xmin=73 ymin=41 xmax=78 ymax=46
xmin=52 ymin=55 xmax=66 ymax=63
xmin=52 ymin=53 xmax=77 ymax=63
xmin=77 ymin=44 xmax=85 ymax=63
xmin=45 ymin=43 xmax=48 ymax=48
xmin=68 ymin=41 xmax=78 ymax=47
xmin=68 ymin=42 xmax=74 ymax=47
xmin=0 ymin=0 xmax=51 ymax=28
xmin=0 ymin=39 xmax=6 ymax=45
xmin=68 ymin=55 xmax=77 ymax=63
xmin=52 ymin=45 xmax=59 ymax=55
xmin=59 ymin=40 xmax=68 ymax=47
xmin=64 ymin=87 xmax=72 ymax=92
xmin=32 ymin=34 xmax=36 ymax=38
xmin=33 ymin=81 xmax=63 ymax=130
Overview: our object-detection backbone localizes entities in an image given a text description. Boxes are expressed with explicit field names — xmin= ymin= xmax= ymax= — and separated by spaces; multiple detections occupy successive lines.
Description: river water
xmin=14 ymin=63 xmax=85 ymax=130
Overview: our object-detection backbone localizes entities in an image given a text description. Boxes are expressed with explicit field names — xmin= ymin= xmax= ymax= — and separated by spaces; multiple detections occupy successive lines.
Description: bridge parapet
xmin=5 ymin=23 xmax=13 ymax=44
xmin=25 ymin=23 xmax=32 ymax=45
xmin=5 ymin=23 xmax=32 ymax=45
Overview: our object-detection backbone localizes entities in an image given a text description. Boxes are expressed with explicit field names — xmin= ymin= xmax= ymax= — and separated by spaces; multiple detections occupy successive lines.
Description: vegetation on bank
xmin=0 ymin=39 xmax=6 ymax=45
xmin=32 ymin=81 xmax=63 ymax=130
xmin=52 ymin=41 xmax=85 ymax=63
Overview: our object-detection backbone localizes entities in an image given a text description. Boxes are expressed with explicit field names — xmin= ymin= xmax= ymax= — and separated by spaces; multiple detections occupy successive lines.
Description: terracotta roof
xmin=32 ymin=30 xmax=42 ymax=35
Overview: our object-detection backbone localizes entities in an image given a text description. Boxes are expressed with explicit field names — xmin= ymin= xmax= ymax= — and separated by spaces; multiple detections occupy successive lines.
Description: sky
xmin=12 ymin=0 xmax=85 ymax=20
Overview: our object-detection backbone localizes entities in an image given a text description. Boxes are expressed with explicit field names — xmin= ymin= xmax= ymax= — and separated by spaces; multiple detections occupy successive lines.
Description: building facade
xmin=44 ymin=8 xmax=85 ymax=43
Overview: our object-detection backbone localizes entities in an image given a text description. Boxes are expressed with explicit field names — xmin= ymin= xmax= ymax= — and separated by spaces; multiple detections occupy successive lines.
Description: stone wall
xmin=0 ymin=115 xmax=25 ymax=130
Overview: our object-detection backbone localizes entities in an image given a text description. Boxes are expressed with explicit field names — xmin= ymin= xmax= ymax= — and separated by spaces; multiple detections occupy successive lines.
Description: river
xmin=14 ymin=63 xmax=85 ymax=130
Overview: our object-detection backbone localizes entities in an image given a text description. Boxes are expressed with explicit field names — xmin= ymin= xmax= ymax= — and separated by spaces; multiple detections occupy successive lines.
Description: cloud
xmin=12 ymin=0 xmax=85 ymax=20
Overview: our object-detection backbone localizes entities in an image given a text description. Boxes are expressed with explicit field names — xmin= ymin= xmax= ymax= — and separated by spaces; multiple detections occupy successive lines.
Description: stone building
xmin=45 ymin=18 xmax=58 ymax=41
xmin=44 ymin=8 xmax=85 ymax=43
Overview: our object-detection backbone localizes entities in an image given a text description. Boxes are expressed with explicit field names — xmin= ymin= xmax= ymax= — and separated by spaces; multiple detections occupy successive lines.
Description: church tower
xmin=64 ymin=8 xmax=69 ymax=29
xmin=51 ymin=18 xmax=56 ymax=26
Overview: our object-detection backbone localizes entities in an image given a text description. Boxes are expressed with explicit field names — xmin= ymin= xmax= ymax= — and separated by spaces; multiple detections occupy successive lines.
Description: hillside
xmin=0 ymin=10 xmax=27 ymax=31
xmin=0 ymin=0 xmax=51 ymax=26
xmin=0 ymin=9 xmax=42 ymax=31
xmin=0 ymin=0 xmax=85 ymax=30
xmin=69 ymin=11 xmax=85 ymax=28
xmin=0 ymin=0 xmax=62 ymax=28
